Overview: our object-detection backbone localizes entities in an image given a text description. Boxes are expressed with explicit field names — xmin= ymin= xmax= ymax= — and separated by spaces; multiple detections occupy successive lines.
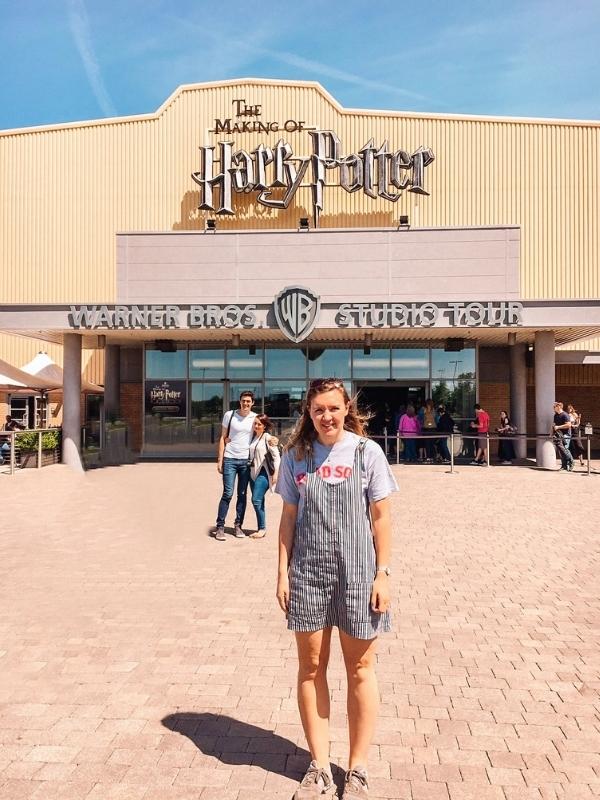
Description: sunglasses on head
xmin=309 ymin=378 xmax=345 ymax=390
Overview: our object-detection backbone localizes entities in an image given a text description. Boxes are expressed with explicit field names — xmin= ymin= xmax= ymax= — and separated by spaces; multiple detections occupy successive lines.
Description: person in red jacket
xmin=470 ymin=403 xmax=490 ymax=465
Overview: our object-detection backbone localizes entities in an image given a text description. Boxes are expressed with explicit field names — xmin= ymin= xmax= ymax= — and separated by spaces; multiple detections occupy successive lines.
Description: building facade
xmin=1 ymin=78 xmax=599 ymax=467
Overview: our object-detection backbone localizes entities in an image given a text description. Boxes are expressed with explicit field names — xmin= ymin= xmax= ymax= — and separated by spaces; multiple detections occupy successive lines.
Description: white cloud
xmin=67 ymin=0 xmax=117 ymax=117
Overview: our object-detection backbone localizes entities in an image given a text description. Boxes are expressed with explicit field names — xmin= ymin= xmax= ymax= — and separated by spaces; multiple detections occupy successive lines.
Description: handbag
xmin=264 ymin=446 xmax=276 ymax=476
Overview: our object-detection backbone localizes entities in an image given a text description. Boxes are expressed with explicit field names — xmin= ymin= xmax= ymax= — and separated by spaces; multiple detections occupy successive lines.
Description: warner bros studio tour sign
xmin=191 ymin=129 xmax=435 ymax=225
xmin=69 ymin=289 xmax=524 ymax=344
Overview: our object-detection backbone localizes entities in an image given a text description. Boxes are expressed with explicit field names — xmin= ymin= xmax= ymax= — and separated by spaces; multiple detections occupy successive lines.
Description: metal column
xmin=509 ymin=342 xmax=527 ymax=459
xmin=534 ymin=331 xmax=556 ymax=470
xmin=62 ymin=333 xmax=84 ymax=472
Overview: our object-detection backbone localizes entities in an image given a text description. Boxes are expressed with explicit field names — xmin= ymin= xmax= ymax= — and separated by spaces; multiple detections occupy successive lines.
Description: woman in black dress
xmin=567 ymin=404 xmax=585 ymax=466
xmin=497 ymin=411 xmax=516 ymax=464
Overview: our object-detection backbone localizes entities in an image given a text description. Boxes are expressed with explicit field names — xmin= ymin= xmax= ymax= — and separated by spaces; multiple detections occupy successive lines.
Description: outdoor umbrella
xmin=0 ymin=356 xmax=58 ymax=391
xmin=20 ymin=352 xmax=104 ymax=393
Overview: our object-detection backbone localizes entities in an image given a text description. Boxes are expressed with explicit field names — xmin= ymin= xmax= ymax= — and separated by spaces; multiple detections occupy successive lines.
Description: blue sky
xmin=1 ymin=0 xmax=599 ymax=130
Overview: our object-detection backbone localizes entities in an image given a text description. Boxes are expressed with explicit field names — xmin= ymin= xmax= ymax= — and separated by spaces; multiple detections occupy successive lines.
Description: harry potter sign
xmin=192 ymin=130 xmax=435 ymax=225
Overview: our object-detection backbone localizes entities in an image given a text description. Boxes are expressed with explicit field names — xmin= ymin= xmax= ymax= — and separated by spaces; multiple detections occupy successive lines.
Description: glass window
xmin=226 ymin=347 xmax=263 ymax=380
xmin=391 ymin=349 xmax=430 ymax=379
xmin=229 ymin=382 xmax=263 ymax=412
xmin=431 ymin=347 xmax=476 ymax=381
xmin=352 ymin=347 xmax=390 ymax=380
xmin=264 ymin=381 xmax=306 ymax=419
xmin=265 ymin=348 xmax=306 ymax=379
xmin=9 ymin=396 xmax=29 ymax=427
xmin=189 ymin=349 xmax=225 ymax=380
xmin=146 ymin=347 xmax=187 ymax=379
xmin=307 ymin=347 xmax=351 ymax=379
xmin=432 ymin=379 xmax=476 ymax=419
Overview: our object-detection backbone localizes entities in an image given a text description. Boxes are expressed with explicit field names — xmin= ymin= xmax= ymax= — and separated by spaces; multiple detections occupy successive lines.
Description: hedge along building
xmin=1 ymin=78 xmax=599 ymax=470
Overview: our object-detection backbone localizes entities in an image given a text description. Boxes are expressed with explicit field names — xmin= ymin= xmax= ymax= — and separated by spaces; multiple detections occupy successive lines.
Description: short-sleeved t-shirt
xmin=222 ymin=410 xmax=257 ymax=458
xmin=475 ymin=410 xmax=490 ymax=433
xmin=275 ymin=431 xmax=398 ymax=518
xmin=553 ymin=411 xmax=571 ymax=429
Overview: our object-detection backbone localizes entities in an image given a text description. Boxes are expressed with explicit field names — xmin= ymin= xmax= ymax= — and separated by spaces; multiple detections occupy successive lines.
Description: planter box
xmin=19 ymin=449 xmax=61 ymax=468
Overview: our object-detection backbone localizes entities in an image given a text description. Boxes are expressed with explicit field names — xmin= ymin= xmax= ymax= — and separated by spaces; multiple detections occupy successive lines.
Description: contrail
xmin=259 ymin=47 xmax=430 ymax=104
xmin=67 ymin=0 xmax=117 ymax=117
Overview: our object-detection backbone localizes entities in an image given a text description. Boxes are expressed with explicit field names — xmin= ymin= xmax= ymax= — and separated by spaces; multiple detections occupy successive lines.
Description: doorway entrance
xmin=355 ymin=383 xmax=427 ymax=437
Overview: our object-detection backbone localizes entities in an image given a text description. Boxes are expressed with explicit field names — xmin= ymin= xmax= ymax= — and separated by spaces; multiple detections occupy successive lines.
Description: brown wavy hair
xmin=254 ymin=413 xmax=273 ymax=433
xmin=285 ymin=379 xmax=368 ymax=460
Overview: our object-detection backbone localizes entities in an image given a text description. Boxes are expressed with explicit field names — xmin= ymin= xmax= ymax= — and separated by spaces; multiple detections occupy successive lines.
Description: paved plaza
xmin=1 ymin=461 xmax=600 ymax=800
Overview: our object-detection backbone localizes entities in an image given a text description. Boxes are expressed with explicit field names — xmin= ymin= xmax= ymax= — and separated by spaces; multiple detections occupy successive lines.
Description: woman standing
xmin=419 ymin=398 xmax=438 ymax=463
xmin=496 ymin=410 xmax=516 ymax=465
xmin=276 ymin=378 xmax=397 ymax=800
xmin=567 ymin=404 xmax=585 ymax=466
xmin=398 ymin=405 xmax=421 ymax=462
xmin=248 ymin=414 xmax=281 ymax=539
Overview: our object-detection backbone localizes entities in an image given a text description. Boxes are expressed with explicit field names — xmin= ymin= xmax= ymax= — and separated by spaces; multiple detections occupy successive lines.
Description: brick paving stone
xmin=411 ymin=779 xmax=451 ymax=799
xmin=486 ymin=766 xmax=526 ymax=786
xmin=447 ymin=785 xmax=505 ymax=800
xmin=0 ymin=778 xmax=41 ymax=799
xmin=1 ymin=462 xmax=600 ymax=799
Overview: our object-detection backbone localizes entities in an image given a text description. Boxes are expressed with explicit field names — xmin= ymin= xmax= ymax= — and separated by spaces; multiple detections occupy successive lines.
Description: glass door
xmin=190 ymin=382 xmax=225 ymax=457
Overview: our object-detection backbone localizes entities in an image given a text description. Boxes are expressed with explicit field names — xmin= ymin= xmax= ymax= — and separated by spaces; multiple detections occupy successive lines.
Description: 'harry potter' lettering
xmin=192 ymin=131 xmax=434 ymax=224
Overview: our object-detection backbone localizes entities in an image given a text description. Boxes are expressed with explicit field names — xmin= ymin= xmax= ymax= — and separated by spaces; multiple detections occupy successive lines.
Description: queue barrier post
xmin=384 ymin=426 xmax=388 ymax=459
xmin=449 ymin=432 xmax=455 ymax=474
xmin=486 ymin=432 xmax=490 ymax=467
xmin=37 ymin=430 xmax=42 ymax=469
xmin=10 ymin=431 xmax=16 ymax=475
xmin=396 ymin=431 xmax=400 ymax=465
xmin=586 ymin=435 xmax=591 ymax=477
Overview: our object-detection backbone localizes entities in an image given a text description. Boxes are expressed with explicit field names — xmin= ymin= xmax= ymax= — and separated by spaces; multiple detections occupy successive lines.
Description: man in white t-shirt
xmin=214 ymin=391 xmax=257 ymax=541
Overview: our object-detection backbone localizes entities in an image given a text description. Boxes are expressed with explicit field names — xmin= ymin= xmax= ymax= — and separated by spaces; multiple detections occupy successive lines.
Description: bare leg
xmin=339 ymin=630 xmax=379 ymax=769
xmin=295 ymin=628 xmax=333 ymax=768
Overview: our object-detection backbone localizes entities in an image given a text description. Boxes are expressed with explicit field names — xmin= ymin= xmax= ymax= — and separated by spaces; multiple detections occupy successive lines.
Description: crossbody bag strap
xmin=225 ymin=410 xmax=235 ymax=438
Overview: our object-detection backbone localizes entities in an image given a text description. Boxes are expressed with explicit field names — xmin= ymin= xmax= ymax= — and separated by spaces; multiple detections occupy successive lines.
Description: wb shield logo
xmin=274 ymin=286 xmax=320 ymax=343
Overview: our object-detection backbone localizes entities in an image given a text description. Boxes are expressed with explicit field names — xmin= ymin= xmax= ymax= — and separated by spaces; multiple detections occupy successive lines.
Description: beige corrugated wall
xmin=1 ymin=78 xmax=599 ymax=357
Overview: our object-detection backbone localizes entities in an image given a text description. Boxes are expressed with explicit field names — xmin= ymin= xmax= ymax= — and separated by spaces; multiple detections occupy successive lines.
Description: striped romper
xmin=288 ymin=439 xmax=392 ymax=640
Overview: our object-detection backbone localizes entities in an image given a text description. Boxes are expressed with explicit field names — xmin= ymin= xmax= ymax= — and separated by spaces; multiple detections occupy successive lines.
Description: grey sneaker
xmin=214 ymin=527 xmax=226 ymax=541
xmin=342 ymin=766 xmax=369 ymax=799
xmin=234 ymin=524 xmax=245 ymax=538
xmin=293 ymin=761 xmax=337 ymax=799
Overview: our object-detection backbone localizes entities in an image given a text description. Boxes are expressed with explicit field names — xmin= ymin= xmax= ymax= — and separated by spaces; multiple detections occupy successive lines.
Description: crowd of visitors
xmin=393 ymin=399 xmax=589 ymax=468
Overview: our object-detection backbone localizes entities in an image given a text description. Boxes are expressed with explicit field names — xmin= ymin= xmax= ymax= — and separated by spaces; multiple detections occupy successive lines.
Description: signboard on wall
xmin=70 ymin=294 xmax=524 ymax=342
xmin=144 ymin=380 xmax=187 ymax=417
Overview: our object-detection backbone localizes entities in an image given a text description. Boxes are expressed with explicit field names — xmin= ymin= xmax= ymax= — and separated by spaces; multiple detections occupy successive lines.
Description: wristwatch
xmin=376 ymin=566 xmax=391 ymax=576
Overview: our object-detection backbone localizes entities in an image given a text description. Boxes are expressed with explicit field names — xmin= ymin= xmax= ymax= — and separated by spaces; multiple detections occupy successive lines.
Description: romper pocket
xmin=288 ymin=577 xmax=328 ymax=626
xmin=345 ymin=581 xmax=375 ymax=623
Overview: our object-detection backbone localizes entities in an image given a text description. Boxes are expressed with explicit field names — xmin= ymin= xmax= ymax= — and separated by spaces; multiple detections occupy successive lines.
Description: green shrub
xmin=16 ymin=430 xmax=60 ymax=452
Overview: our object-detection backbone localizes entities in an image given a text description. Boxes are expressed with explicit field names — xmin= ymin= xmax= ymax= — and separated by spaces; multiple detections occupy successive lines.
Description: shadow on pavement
xmin=162 ymin=712 xmax=344 ymax=784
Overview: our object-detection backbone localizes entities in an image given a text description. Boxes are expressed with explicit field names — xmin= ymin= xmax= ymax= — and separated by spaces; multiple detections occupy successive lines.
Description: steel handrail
xmin=0 ymin=428 xmax=62 ymax=476
xmin=379 ymin=429 xmax=598 ymax=475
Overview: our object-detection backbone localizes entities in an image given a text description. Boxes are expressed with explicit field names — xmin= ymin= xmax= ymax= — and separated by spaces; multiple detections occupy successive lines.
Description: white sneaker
xmin=342 ymin=766 xmax=369 ymax=799
xmin=293 ymin=761 xmax=337 ymax=799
